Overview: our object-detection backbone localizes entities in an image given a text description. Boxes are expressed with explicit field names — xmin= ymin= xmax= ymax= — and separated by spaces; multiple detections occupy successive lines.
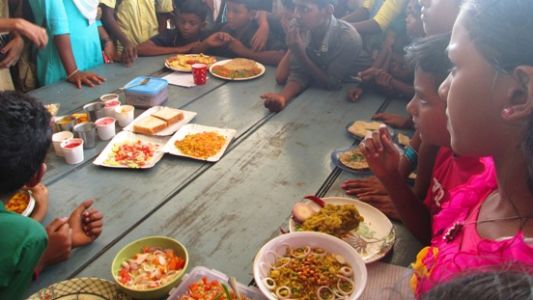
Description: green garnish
xmin=222 ymin=283 xmax=232 ymax=300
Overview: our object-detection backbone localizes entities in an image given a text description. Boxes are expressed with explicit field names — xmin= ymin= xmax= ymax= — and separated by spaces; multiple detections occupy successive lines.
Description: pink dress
xmin=411 ymin=155 xmax=533 ymax=296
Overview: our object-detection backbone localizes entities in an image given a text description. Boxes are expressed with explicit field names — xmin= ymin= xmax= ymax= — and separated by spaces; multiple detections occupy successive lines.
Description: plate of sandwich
xmin=124 ymin=106 xmax=197 ymax=136
xmin=209 ymin=58 xmax=265 ymax=81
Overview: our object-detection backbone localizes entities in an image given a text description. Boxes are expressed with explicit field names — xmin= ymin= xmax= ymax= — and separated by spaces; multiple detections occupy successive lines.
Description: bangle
xmin=403 ymin=145 xmax=418 ymax=165
xmin=66 ymin=69 xmax=79 ymax=80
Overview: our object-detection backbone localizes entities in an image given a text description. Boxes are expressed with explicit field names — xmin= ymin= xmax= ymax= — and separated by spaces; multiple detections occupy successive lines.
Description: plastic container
xmin=167 ymin=266 xmax=267 ymax=300
xmin=124 ymin=76 xmax=168 ymax=108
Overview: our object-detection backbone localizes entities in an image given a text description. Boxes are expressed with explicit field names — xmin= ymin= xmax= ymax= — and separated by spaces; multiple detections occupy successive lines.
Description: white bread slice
xmin=151 ymin=107 xmax=184 ymax=126
xmin=133 ymin=116 xmax=167 ymax=135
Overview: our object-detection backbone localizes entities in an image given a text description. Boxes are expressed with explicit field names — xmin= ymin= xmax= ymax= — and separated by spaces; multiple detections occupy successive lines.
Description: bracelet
xmin=403 ymin=145 xmax=418 ymax=165
xmin=66 ymin=69 xmax=79 ymax=80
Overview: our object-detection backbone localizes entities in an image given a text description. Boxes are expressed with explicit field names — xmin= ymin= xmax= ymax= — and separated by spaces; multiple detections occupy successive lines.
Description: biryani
xmin=300 ymin=204 xmax=364 ymax=237
xmin=175 ymin=132 xmax=226 ymax=159
xmin=264 ymin=246 xmax=355 ymax=300
xmin=211 ymin=58 xmax=262 ymax=79
xmin=339 ymin=148 xmax=369 ymax=170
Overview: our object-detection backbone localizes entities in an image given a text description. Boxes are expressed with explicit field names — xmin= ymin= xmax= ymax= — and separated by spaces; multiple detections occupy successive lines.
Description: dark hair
xmin=0 ymin=92 xmax=51 ymax=196
xmin=461 ymin=0 xmax=533 ymax=189
xmin=227 ymin=0 xmax=259 ymax=10
xmin=421 ymin=271 xmax=533 ymax=300
xmin=281 ymin=0 xmax=294 ymax=10
xmin=174 ymin=0 xmax=209 ymax=21
xmin=405 ymin=33 xmax=452 ymax=87
xmin=310 ymin=0 xmax=337 ymax=8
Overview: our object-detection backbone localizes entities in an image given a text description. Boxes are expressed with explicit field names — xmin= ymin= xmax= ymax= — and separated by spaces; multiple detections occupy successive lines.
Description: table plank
xmin=27 ymin=68 xmax=280 ymax=295
xmin=74 ymin=87 xmax=388 ymax=287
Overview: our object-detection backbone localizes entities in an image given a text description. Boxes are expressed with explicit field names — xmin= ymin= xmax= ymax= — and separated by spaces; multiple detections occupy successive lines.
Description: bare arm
xmin=137 ymin=39 xmax=193 ymax=56
xmin=275 ymin=50 xmax=291 ymax=85
xmin=342 ymin=7 xmax=370 ymax=22
xmin=352 ymin=19 xmax=383 ymax=35
xmin=99 ymin=4 xmax=137 ymax=64
xmin=261 ymin=80 xmax=305 ymax=112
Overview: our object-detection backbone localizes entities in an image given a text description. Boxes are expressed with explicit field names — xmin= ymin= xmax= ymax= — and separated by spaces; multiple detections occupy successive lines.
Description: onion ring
xmin=336 ymin=275 xmax=355 ymax=295
xmin=339 ymin=266 xmax=353 ymax=277
xmin=276 ymin=286 xmax=291 ymax=298
xmin=317 ymin=286 xmax=335 ymax=300
xmin=290 ymin=246 xmax=311 ymax=258
xmin=263 ymin=277 xmax=277 ymax=290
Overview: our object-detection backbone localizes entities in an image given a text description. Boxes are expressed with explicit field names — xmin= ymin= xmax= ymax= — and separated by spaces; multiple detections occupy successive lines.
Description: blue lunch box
xmin=124 ymin=76 xmax=169 ymax=108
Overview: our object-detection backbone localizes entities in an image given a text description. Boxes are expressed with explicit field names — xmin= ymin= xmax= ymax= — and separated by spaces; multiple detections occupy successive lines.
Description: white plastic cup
xmin=95 ymin=117 xmax=116 ymax=140
xmin=60 ymin=138 xmax=84 ymax=164
xmin=114 ymin=105 xmax=134 ymax=127
xmin=100 ymin=93 xmax=119 ymax=102
xmin=103 ymin=99 xmax=121 ymax=117
xmin=52 ymin=131 xmax=74 ymax=157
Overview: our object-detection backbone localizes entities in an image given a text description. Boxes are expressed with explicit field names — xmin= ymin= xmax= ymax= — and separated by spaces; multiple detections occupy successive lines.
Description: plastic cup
xmin=60 ymin=138 xmax=84 ymax=164
xmin=95 ymin=117 xmax=116 ymax=141
xmin=100 ymin=93 xmax=119 ymax=102
xmin=83 ymin=102 xmax=105 ymax=121
xmin=114 ymin=105 xmax=134 ymax=127
xmin=74 ymin=122 xmax=97 ymax=149
xmin=192 ymin=63 xmax=208 ymax=85
xmin=104 ymin=99 xmax=121 ymax=117
xmin=52 ymin=131 xmax=74 ymax=157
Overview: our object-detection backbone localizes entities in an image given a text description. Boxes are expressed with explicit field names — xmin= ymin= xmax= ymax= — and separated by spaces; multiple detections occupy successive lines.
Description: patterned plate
xmin=28 ymin=277 xmax=130 ymax=300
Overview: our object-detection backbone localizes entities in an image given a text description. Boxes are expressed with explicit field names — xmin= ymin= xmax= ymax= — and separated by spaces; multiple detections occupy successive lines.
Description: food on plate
xmin=347 ymin=120 xmax=383 ymax=138
xmin=133 ymin=116 xmax=168 ymax=135
xmin=178 ymin=276 xmax=250 ymax=300
xmin=6 ymin=190 xmax=30 ymax=214
xmin=299 ymin=204 xmax=364 ymax=237
xmin=397 ymin=133 xmax=410 ymax=147
xmin=104 ymin=140 xmax=159 ymax=168
xmin=132 ymin=107 xmax=184 ymax=135
xmin=211 ymin=58 xmax=262 ymax=79
xmin=175 ymin=132 xmax=226 ymax=159
xmin=151 ymin=107 xmax=184 ymax=126
xmin=117 ymin=246 xmax=185 ymax=290
xmin=45 ymin=103 xmax=60 ymax=116
xmin=264 ymin=246 xmax=356 ymax=299
xmin=167 ymin=54 xmax=216 ymax=71
xmin=339 ymin=148 xmax=369 ymax=170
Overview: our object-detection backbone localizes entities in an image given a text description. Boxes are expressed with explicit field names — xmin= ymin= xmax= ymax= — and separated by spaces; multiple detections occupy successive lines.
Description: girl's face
xmin=419 ymin=0 xmax=461 ymax=35
xmin=439 ymin=12 xmax=507 ymax=156
xmin=406 ymin=68 xmax=450 ymax=146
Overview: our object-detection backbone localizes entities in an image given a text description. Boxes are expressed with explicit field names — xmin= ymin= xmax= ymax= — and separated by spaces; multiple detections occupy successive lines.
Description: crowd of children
xmin=2 ymin=0 xmax=533 ymax=298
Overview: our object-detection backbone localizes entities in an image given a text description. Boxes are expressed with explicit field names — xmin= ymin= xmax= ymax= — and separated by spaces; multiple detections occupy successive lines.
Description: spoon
xmin=119 ymin=77 xmax=150 ymax=91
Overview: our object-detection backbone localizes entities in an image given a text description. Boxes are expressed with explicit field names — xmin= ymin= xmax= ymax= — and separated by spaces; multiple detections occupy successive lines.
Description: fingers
xmin=47 ymin=217 xmax=69 ymax=232
xmin=347 ymin=88 xmax=363 ymax=102
xmin=372 ymin=113 xmax=386 ymax=121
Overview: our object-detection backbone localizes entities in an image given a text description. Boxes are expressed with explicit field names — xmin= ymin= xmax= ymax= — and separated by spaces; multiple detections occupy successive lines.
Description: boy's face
xmin=226 ymin=2 xmax=255 ymax=30
xmin=406 ymin=68 xmax=450 ymax=147
xmin=176 ymin=13 xmax=204 ymax=40
xmin=419 ymin=0 xmax=461 ymax=35
xmin=292 ymin=0 xmax=330 ymax=31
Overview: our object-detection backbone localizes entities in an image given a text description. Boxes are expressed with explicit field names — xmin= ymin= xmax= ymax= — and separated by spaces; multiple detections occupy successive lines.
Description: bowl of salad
xmin=111 ymin=236 xmax=189 ymax=299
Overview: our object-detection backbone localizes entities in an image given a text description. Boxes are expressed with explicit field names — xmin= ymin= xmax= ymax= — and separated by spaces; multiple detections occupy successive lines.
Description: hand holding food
xmin=359 ymin=126 xmax=401 ymax=180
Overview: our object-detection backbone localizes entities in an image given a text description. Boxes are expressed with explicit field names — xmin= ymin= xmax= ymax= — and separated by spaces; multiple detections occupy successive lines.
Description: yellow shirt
xmin=99 ymin=0 xmax=173 ymax=46
xmin=373 ymin=0 xmax=408 ymax=30
xmin=361 ymin=0 xmax=375 ymax=10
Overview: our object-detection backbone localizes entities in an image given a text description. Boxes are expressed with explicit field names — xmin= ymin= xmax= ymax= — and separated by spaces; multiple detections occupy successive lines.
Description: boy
xmin=0 ymin=92 xmax=103 ymax=299
xmin=261 ymin=0 xmax=370 ymax=112
xmin=99 ymin=0 xmax=174 ymax=64
xmin=138 ymin=0 xmax=231 ymax=56
xmin=209 ymin=0 xmax=287 ymax=66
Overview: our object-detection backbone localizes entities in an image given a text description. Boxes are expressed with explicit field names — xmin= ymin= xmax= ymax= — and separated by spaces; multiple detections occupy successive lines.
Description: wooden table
xmin=25 ymin=56 xmax=422 ymax=298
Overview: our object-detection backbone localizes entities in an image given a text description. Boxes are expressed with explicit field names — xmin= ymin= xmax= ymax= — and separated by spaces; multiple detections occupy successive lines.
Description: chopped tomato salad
xmin=105 ymin=140 xmax=158 ymax=168
xmin=179 ymin=277 xmax=250 ymax=300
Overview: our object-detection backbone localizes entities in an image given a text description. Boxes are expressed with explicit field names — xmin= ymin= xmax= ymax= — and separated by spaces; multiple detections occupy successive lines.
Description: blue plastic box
xmin=124 ymin=76 xmax=168 ymax=108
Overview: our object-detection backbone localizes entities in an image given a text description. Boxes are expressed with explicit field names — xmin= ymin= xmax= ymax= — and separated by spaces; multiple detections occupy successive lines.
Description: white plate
xmin=254 ymin=232 xmax=367 ymax=300
xmin=123 ymin=106 xmax=197 ymax=136
xmin=288 ymin=197 xmax=395 ymax=263
xmin=209 ymin=59 xmax=266 ymax=81
xmin=93 ymin=131 xmax=168 ymax=169
xmin=164 ymin=54 xmax=217 ymax=72
xmin=164 ymin=124 xmax=236 ymax=162
xmin=28 ymin=277 xmax=130 ymax=300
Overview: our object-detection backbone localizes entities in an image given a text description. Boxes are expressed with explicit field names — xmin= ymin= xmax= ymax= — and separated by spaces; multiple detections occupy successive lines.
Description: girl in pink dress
xmin=412 ymin=0 xmax=533 ymax=296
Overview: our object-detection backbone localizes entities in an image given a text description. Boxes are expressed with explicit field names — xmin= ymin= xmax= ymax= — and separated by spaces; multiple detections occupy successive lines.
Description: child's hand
xmin=227 ymin=37 xmax=248 ymax=55
xmin=121 ymin=42 xmax=138 ymax=66
xmin=251 ymin=24 xmax=269 ymax=51
xmin=359 ymin=126 xmax=401 ymax=180
xmin=358 ymin=194 xmax=400 ymax=220
xmin=341 ymin=176 xmax=388 ymax=197
xmin=67 ymin=71 xmax=105 ymax=89
xmin=374 ymin=69 xmax=394 ymax=93
xmin=0 ymin=35 xmax=24 ymax=68
xmin=68 ymin=199 xmax=103 ymax=248
xmin=372 ymin=112 xmax=412 ymax=129
xmin=287 ymin=26 xmax=305 ymax=55
xmin=359 ymin=67 xmax=379 ymax=82
xmin=103 ymin=40 xmax=116 ymax=64
xmin=28 ymin=183 xmax=49 ymax=222
xmin=36 ymin=217 xmax=72 ymax=272
xmin=205 ymin=32 xmax=232 ymax=48
xmin=261 ymin=93 xmax=287 ymax=112
xmin=347 ymin=87 xmax=364 ymax=102
xmin=11 ymin=18 xmax=48 ymax=48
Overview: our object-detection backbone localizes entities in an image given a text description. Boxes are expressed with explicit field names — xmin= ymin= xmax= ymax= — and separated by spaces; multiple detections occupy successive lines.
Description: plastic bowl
xmin=253 ymin=232 xmax=367 ymax=300
xmin=111 ymin=236 xmax=189 ymax=299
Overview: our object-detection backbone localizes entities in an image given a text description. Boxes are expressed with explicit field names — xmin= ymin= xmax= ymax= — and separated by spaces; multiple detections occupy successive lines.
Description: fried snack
xmin=167 ymin=54 xmax=216 ymax=72
xmin=175 ymin=132 xmax=226 ymax=159
xmin=6 ymin=190 xmax=30 ymax=214
xmin=397 ymin=133 xmax=411 ymax=147
xmin=301 ymin=204 xmax=364 ymax=237
xmin=339 ymin=148 xmax=369 ymax=170
xmin=348 ymin=121 xmax=383 ymax=138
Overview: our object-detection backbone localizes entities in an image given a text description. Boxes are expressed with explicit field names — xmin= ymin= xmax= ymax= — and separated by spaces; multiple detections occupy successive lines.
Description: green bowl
xmin=111 ymin=236 xmax=189 ymax=299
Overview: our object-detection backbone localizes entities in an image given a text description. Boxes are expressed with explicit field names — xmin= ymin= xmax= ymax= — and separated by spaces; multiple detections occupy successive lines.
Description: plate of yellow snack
xmin=5 ymin=190 xmax=35 ymax=217
xmin=165 ymin=54 xmax=217 ymax=72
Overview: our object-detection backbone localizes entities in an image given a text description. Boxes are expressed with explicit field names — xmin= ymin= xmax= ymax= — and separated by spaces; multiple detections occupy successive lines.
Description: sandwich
xmin=152 ymin=107 xmax=184 ymax=126
xmin=133 ymin=116 xmax=167 ymax=135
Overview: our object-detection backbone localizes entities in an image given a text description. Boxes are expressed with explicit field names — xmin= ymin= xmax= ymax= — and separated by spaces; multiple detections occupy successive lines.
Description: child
xmin=0 ymin=92 xmax=103 ymax=299
xmin=350 ymin=0 xmax=408 ymax=36
xmin=27 ymin=0 xmax=105 ymax=88
xmin=418 ymin=0 xmax=462 ymax=36
xmin=138 ymin=0 xmax=231 ymax=56
xmin=99 ymin=0 xmax=174 ymax=65
xmin=359 ymin=34 xmax=496 ymax=243
xmin=209 ymin=0 xmax=287 ymax=66
xmin=412 ymin=0 xmax=533 ymax=295
xmin=261 ymin=0 xmax=370 ymax=112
